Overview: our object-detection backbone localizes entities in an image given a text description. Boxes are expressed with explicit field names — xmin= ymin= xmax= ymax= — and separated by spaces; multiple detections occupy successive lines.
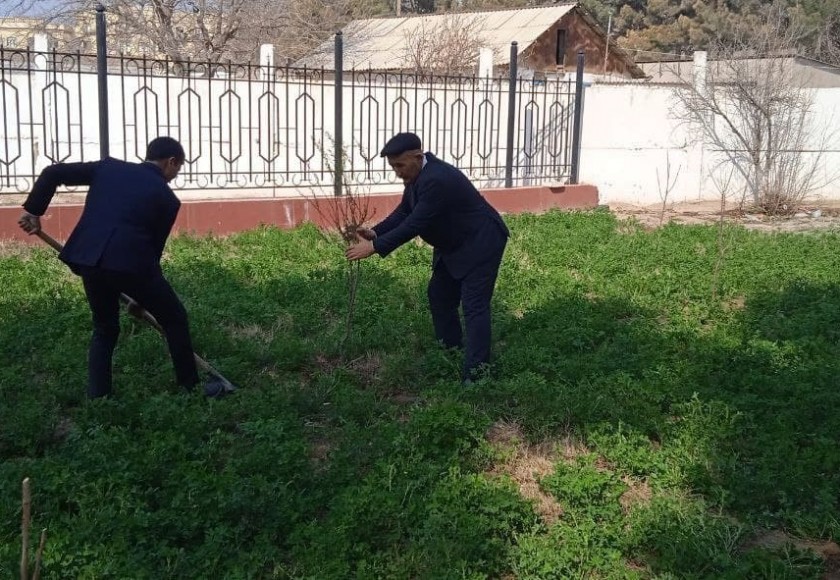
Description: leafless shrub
xmin=302 ymin=136 xmax=376 ymax=348
xmin=709 ymin=165 xmax=742 ymax=300
xmin=670 ymin=5 xmax=838 ymax=215
xmin=656 ymin=151 xmax=681 ymax=226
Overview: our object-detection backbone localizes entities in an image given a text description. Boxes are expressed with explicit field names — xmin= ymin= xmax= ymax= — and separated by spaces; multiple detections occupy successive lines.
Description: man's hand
xmin=18 ymin=211 xmax=41 ymax=235
xmin=356 ymin=227 xmax=377 ymax=241
xmin=345 ymin=240 xmax=376 ymax=261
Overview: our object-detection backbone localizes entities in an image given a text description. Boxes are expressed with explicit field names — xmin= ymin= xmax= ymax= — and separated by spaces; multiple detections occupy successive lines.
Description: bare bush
xmin=656 ymin=151 xmax=681 ymax=226
xmin=302 ymin=137 xmax=375 ymax=348
xmin=709 ymin=165 xmax=743 ymax=300
xmin=671 ymin=5 xmax=836 ymax=215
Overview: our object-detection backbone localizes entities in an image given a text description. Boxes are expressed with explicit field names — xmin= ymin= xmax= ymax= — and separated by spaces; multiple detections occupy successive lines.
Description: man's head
xmin=380 ymin=132 xmax=424 ymax=184
xmin=145 ymin=137 xmax=185 ymax=183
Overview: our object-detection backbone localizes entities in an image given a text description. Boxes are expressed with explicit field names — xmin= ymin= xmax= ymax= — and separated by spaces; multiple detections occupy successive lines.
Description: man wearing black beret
xmin=346 ymin=132 xmax=509 ymax=384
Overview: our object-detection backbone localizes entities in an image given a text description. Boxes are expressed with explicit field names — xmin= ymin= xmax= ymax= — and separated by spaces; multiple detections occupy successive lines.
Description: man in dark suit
xmin=18 ymin=137 xmax=223 ymax=399
xmin=346 ymin=132 xmax=509 ymax=383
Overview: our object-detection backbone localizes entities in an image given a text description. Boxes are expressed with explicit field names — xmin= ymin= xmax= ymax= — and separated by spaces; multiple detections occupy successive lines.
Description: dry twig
xmin=301 ymin=137 xmax=376 ymax=348
xmin=33 ymin=529 xmax=47 ymax=580
xmin=656 ymin=152 xmax=682 ymax=226
xmin=19 ymin=478 xmax=48 ymax=580
xmin=21 ymin=478 xmax=31 ymax=580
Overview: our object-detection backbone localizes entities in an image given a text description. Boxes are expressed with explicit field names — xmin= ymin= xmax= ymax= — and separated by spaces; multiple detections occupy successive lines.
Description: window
xmin=555 ymin=29 xmax=566 ymax=66
xmin=5 ymin=36 xmax=18 ymax=48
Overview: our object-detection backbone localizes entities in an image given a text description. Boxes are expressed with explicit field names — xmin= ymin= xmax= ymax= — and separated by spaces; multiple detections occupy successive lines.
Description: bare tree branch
xmin=670 ymin=4 xmax=838 ymax=214
xmin=401 ymin=13 xmax=486 ymax=76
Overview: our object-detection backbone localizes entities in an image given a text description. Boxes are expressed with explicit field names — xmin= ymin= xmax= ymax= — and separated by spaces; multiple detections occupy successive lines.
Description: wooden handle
xmin=35 ymin=230 xmax=63 ymax=253
xmin=35 ymin=230 xmax=236 ymax=391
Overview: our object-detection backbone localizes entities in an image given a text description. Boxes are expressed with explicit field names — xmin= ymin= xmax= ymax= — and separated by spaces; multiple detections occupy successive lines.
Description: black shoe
xmin=203 ymin=377 xmax=236 ymax=399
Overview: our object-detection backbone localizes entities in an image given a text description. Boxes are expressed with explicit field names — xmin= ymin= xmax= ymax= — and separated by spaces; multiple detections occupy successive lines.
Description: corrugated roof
xmin=296 ymin=4 xmax=577 ymax=70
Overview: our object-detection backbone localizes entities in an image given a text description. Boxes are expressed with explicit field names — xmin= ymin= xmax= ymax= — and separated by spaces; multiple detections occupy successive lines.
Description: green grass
xmin=2 ymin=209 xmax=839 ymax=578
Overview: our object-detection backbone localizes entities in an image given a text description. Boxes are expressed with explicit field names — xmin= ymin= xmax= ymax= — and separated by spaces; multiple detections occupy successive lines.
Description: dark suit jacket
xmin=372 ymin=153 xmax=509 ymax=279
xmin=23 ymin=158 xmax=181 ymax=276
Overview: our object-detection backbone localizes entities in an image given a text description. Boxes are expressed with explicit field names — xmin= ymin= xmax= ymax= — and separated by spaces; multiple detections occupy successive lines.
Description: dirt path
xmin=608 ymin=200 xmax=840 ymax=233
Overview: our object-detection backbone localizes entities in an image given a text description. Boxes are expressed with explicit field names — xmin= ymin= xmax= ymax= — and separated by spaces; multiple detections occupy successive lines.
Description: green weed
xmin=2 ymin=211 xmax=839 ymax=577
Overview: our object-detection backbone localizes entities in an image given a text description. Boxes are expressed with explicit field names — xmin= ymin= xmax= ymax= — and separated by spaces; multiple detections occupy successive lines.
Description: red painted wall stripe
xmin=0 ymin=185 xmax=598 ymax=243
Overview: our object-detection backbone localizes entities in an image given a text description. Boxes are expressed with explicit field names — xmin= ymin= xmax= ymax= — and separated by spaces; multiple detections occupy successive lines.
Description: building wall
xmin=579 ymin=83 xmax=840 ymax=205
xmin=799 ymin=60 xmax=840 ymax=88
xmin=0 ymin=17 xmax=72 ymax=50
xmin=524 ymin=12 xmax=632 ymax=78
xmin=640 ymin=58 xmax=840 ymax=89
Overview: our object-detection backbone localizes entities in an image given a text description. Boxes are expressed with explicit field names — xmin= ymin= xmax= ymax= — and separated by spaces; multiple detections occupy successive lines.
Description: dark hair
xmin=145 ymin=137 xmax=185 ymax=162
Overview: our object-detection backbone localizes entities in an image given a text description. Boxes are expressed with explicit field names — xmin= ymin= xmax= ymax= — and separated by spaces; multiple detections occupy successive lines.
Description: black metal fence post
xmin=504 ymin=42 xmax=518 ymax=188
xmin=334 ymin=32 xmax=344 ymax=197
xmin=570 ymin=51 xmax=585 ymax=184
xmin=96 ymin=4 xmax=109 ymax=159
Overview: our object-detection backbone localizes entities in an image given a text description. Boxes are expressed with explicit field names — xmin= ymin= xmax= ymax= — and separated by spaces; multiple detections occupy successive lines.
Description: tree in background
xmin=229 ymin=0 xmax=389 ymax=62
xmin=3 ymin=0 xmax=246 ymax=61
xmin=792 ymin=0 xmax=840 ymax=63
xmin=4 ymin=0 xmax=839 ymax=65
xmin=557 ymin=0 xmax=839 ymax=65
xmin=401 ymin=13 xmax=486 ymax=75
xmin=400 ymin=0 xmax=436 ymax=13
xmin=115 ymin=0 xmax=244 ymax=62
xmin=671 ymin=4 xmax=837 ymax=214
xmin=2 ymin=0 xmax=389 ymax=63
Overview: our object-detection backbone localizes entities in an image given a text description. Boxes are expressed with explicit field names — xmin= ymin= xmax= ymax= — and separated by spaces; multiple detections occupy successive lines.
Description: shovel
xmin=35 ymin=230 xmax=237 ymax=397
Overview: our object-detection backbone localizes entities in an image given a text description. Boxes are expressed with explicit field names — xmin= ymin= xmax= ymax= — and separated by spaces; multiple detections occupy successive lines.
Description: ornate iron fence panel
xmin=106 ymin=56 xmax=333 ymax=191
xmin=1 ymin=46 xmax=581 ymax=195
xmin=512 ymin=76 xmax=577 ymax=186
xmin=0 ymin=48 xmax=93 ymax=193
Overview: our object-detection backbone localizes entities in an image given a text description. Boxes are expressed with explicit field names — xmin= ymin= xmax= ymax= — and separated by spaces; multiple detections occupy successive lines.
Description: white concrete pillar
xmin=693 ymin=50 xmax=708 ymax=99
xmin=259 ymin=44 xmax=275 ymax=81
xmin=32 ymin=33 xmax=49 ymax=53
xmin=690 ymin=50 xmax=709 ymax=199
xmin=32 ymin=34 xmax=50 ymax=172
xmin=478 ymin=47 xmax=493 ymax=79
xmin=33 ymin=33 xmax=48 ymax=69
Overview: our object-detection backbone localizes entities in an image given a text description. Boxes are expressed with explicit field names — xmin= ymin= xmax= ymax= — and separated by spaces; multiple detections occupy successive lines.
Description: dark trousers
xmin=79 ymin=266 xmax=199 ymax=398
xmin=427 ymin=245 xmax=505 ymax=381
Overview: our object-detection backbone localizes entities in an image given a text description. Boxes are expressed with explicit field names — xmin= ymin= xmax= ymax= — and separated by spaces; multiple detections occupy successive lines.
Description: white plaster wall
xmin=579 ymin=83 xmax=840 ymax=205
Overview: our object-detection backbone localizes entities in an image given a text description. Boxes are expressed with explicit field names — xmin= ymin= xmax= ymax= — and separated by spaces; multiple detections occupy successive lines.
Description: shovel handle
xmin=34 ymin=230 xmax=235 ymax=391
xmin=35 ymin=230 xmax=63 ymax=253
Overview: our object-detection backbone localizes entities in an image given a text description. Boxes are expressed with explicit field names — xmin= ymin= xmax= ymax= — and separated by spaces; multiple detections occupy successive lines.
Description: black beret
xmin=380 ymin=132 xmax=422 ymax=157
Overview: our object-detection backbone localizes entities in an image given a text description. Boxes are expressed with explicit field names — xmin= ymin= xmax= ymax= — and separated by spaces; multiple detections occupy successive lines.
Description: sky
xmin=1 ymin=0 xmax=72 ymax=18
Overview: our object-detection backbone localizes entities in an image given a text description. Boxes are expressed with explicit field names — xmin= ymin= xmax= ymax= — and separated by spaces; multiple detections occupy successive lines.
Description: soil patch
xmin=608 ymin=201 xmax=840 ymax=234
xmin=485 ymin=420 xmax=588 ymax=524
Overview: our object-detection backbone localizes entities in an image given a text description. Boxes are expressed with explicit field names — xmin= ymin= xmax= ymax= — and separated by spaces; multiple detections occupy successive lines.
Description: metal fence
xmin=0 ymin=30 xmax=584 ymax=196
